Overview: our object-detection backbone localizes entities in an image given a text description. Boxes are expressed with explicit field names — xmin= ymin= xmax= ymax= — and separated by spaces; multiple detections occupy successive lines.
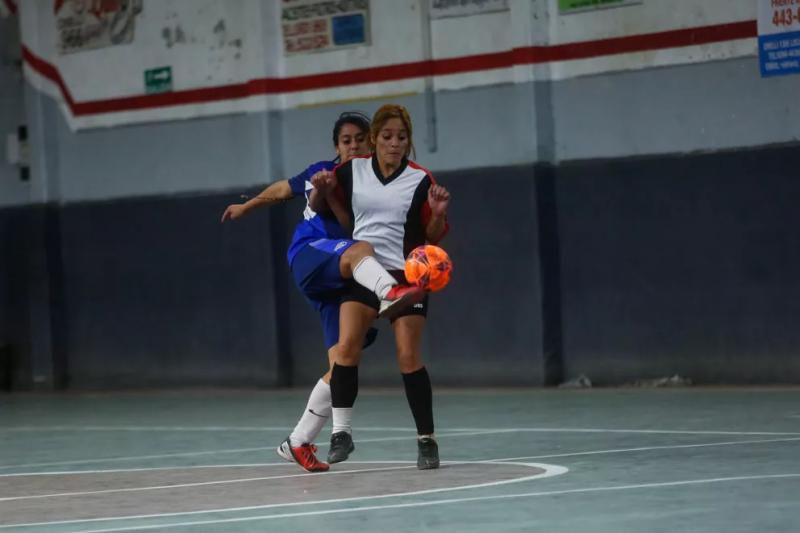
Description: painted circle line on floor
xmin=0 ymin=461 xmax=568 ymax=529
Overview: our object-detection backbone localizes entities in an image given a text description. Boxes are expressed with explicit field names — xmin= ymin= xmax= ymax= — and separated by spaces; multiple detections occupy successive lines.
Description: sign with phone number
xmin=758 ymin=0 xmax=800 ymax=77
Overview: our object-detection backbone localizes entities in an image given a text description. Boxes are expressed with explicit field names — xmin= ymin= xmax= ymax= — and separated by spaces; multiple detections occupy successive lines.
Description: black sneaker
xmin=327 ymin=431 xmax=355 ymax=464
xmin=417 ymin=436 xmax=440 ymax=470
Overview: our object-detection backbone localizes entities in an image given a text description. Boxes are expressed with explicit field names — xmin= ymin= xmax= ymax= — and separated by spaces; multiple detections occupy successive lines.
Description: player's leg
xmin=281 ymin=246 xmax=380 ymax=470
xmin=284 ymin=299 xmax=377 ymax=449
xmin=327 ymin=293 xmax=376 ymax=464
xmin=338 ymin=240 xmax=424 ymax=318
xmin=392 ymin=299 xmax=439 ymax=470
xmin=278 ymin=310 xmax=338 ymax=472
xmin=277 ymin=245 xmax=347 ymax=472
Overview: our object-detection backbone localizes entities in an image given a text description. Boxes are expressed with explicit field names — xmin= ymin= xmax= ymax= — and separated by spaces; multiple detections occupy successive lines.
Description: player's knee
xmin=348 ymin=241 xmax=374 ymax=260
xmin=341 ymin=241 xmax=374 ymax=276
xmin=396 ymin=350 xmax=422 ymax=373
xmin=336 ymin=337 xmax=363 ymax=365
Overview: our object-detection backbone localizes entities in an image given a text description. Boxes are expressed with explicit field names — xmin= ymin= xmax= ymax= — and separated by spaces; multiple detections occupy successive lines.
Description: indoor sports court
xmin=2 ymin=1 xmax=799 ymax=532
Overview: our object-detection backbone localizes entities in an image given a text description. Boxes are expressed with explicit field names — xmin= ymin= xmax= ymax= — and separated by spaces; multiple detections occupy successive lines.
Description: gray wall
xmin=0 ymin=16 xmax=27 ymax=207
xmin=52 ymin=111 xmax=272 ymax=203
xmin=553 ymin=58 xmax=800 ymax=162
xmin=4 ymin=50 xmax=800 ymax=388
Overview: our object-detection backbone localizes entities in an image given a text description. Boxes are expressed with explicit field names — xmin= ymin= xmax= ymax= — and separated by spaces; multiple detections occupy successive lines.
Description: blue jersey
xmin=286 ymin=160 xmax=350 ymax=265
xmin=283 ymin=160 xmax=377 ymax=350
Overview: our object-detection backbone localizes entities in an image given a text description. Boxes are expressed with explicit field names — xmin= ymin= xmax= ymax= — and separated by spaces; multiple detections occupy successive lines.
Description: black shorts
xmin=342 ymin=270 xmax=429 ymax=320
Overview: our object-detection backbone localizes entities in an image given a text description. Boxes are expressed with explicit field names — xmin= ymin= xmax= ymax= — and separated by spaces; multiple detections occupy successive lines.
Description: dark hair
xmin=332 ymin=111 xmax=370 ymax=146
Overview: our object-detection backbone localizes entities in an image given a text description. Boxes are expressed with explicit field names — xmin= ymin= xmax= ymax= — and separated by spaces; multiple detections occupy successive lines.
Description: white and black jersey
xmin=335 ymin=156 xmax=447 ymax=270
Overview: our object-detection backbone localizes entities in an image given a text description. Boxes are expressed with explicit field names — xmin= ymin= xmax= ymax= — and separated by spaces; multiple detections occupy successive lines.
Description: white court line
xmin=0 ymin=461 xmax=428 ymax=479
xmin=488 ymin=436 xmax=800 ymax=462
xmin=0 ymin=430 xmax=499 ymax=472
xmin=442 ymin=427 xmax=800 ymax=436
xmin=0 ymin=446 xmax=279 ymax=471
xmin=0 ymin=426 xmax=413 ymax=433
xmin=6 ymin=434 xmax=799 ymax=479
xmin=63 ymin=473 xmax=800 ymax=533
xmin=0 ymin=464 xmax=418 ymax=502
xmin=0 ymin=463 xmax=289 ymax=478
xmin=4 ymin=426 xmax=800 ymax=435
xmin=0 ymin=461 xmax=566 ymax=530
xmin=3 ymin=426 xmax=797 ymax=472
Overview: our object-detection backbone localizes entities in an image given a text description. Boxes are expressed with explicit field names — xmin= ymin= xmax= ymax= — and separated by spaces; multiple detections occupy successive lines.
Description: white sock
xmin=352 ymin=256 xmax=397 ymax=299
xmin=331 ymin=407 xmax=353 ymax=435
xmin=289 ymin=379 xmax=331 ymax=445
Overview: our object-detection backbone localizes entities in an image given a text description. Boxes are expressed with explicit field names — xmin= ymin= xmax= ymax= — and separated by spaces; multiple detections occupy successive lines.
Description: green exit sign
xmin=144 ymin=66 xmax=172 ymax=94
xmin=559 ymin=0 xmax=641 ymax=13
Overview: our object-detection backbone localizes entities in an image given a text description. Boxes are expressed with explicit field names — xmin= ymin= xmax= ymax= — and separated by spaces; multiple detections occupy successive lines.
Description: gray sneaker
xmin=276 ymin=437 xmax=294 ymax=462
xmin=417 ymin=436 xmax=440 ymax=470
xmin=327 ymin=431 xmax=355 ymax=464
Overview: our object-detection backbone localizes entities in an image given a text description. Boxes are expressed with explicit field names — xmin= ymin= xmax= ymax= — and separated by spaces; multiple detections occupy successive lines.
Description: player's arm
xmin=324 ymin=182 xmax=354 ymax=235
xmin=425 ymin=184 xmax=450 ymax=243
xmin=309 ymin=170 xmax=354 ymax=233
xmin=308 ymin=171 xmax=334 ymax=214
xmin=220 ymin=180 xmax=293 ymax=222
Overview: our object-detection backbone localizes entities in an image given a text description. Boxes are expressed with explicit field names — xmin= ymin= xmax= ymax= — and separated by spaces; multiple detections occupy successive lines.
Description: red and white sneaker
xmin=277 ymin=438 xmax=329 ymax=472
xmin=378 ymin=284 xmax=424 ymax=319
xmin=277 ymin=439 xmax=319 ymax=461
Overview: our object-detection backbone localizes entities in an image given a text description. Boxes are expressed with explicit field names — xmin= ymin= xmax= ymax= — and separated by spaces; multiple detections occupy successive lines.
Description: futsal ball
xmin=404 ymin=245 xmax=452 ymax=292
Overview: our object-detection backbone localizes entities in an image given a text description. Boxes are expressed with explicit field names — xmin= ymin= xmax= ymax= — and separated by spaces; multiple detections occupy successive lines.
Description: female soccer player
xmin=221 ymin=112 xmax=420 ymax=472
xmin=311 ymin=104 xmax=451 ymax=470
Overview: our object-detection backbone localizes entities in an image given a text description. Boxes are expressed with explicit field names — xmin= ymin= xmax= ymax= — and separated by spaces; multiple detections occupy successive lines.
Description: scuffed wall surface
xmin=0 ymin=15 xmax=27 ymax=207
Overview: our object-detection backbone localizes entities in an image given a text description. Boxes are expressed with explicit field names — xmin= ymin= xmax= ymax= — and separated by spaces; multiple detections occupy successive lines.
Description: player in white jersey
xmin=221 ymin=112 xmax=421 ymax=472
xmin=311 ymin=104 xmax=451 ymax=469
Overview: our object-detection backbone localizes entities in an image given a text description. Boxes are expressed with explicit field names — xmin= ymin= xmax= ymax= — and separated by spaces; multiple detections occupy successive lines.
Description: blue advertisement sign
xmin=759 ymin=30 xmax=800 ymax=77
xmin=332 ymin=13 xmax=366 ymax=46
xmin=758 ymin=0 xmax=800 ymax=77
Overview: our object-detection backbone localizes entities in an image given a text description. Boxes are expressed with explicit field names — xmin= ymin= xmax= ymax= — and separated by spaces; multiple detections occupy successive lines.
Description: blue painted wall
xmin=55 ymin=193 xmax=285 ymax=387
xmin=557 ymin=145 xmax=800 ymax=384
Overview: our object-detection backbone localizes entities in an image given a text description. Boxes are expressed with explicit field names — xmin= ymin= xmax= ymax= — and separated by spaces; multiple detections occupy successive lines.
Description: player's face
xmin=336 ymin=123 xmax=369 ymax=163
xmin=374 ymin=118 xmax=409 ymax=167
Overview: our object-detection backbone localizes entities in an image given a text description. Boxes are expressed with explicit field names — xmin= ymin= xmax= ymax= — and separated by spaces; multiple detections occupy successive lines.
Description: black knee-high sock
xmin=402 ymin=366 xmax=434 ymax=436
xmin=330 ymin=363 xmax=359 ymax=408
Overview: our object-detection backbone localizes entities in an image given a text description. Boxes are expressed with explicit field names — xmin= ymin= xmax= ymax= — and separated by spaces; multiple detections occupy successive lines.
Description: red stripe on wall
xmin=3 ymin=0 xmax=17 ymax=15
xmin=22 ymin=46 xmax=76 ymax=108
xmin=525 ymin=19 xmax=756 ymax=63
xmin=22 ymin=20 xmax=757 ymax=117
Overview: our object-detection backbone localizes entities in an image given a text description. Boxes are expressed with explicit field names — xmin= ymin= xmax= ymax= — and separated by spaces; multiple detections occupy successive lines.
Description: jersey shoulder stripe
xmin=407 ymin=159 xmax=434 ymax=180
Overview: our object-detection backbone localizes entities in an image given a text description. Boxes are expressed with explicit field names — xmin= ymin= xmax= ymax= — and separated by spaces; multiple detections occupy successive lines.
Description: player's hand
xmin=221 ymin=204 xmax=247 ymax=223
xmin=311 ymin=170 xmax=338 ymax=195
xmin=428 ymin=184 xmax=450 ymax=217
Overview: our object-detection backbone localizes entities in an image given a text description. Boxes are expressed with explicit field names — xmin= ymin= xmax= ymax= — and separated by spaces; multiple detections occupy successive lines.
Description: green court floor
xmin=1 ymin=388 xmax=798 ymax=532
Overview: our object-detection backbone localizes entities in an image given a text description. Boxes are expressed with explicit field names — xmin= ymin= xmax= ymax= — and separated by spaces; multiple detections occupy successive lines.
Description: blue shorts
xmin=292 ymin=238 xmax=356 ymax=298
xmin=291 ymin=238 xmax=377 ymax=349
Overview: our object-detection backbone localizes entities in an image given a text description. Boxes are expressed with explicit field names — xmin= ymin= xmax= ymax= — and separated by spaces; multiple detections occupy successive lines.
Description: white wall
xmin=18 ymin=0 xmax=758 ymax=130
xmin=8 ymin=0 xmax=794 ymax=203
xmin=550 ymin=0 xmax=756 ymax=80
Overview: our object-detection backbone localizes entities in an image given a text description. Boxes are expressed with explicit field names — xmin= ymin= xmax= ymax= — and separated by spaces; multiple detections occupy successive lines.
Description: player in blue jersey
xmin=221 ymin=112 xmax=421 ymax=472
